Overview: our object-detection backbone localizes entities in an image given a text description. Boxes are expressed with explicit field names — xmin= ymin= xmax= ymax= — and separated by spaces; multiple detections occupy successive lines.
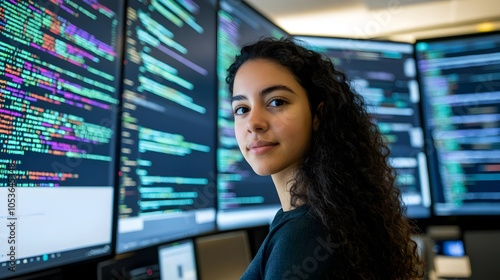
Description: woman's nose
xmin=246 ymin=107 xmax=268 ymax=133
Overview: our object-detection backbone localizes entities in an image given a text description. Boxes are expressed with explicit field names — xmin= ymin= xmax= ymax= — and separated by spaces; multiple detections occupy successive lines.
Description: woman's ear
xmin=313 ymin=102 xmax=324 ymax=131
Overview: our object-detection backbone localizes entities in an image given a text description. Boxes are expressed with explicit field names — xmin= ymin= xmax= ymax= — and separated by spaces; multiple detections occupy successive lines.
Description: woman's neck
xmin=271 ymin=165 xmax=302 ymax=211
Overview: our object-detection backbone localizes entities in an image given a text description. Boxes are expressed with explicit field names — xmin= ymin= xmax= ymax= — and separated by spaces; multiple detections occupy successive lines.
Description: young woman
xmin=226 ymin=37 xmax=424 ymax=279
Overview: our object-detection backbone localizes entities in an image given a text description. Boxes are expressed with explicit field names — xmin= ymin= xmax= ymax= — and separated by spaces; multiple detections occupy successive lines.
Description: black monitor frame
xmin=0 ymin=0 xmax=126 ymax=278
xmin=415 ymin=31 xmax=500 ymax=229
xmin=114 ymin=0 xmax=219 ymax=255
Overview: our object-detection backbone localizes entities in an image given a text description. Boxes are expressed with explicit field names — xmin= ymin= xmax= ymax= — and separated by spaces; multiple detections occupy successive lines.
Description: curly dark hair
xmin=226 ymin=37 xmax=424 ymax=279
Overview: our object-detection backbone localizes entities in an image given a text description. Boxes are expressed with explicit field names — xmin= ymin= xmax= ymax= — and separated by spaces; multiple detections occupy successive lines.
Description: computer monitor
xmin=294 ymin=36 xmax=432 ymax=219
xmin=115 ymin=0 xmax=218 ymax=254
xmin=415 ymin=31 xmax=500 ymax=217
xmin=158 ymin=239 xmax=198 ymax=280
xmin=0 ymin=0 xmax=124 ymax=278
xmin=217 ymin=0 xmax=288 ymax=231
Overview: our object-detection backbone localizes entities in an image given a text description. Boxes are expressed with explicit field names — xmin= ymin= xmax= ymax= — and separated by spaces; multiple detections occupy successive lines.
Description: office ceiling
xmin=244 ymin=0 xmax=500 ymax=42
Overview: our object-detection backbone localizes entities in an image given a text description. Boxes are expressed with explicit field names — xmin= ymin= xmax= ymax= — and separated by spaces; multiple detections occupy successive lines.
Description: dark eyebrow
xmin=231 ymin=84 xmax=296 ymax=103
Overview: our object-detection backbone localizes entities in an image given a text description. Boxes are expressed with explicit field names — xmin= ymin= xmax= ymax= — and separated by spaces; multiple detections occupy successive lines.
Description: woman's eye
xmin=269 ymin=98 xmax=286 ymax=107
xmin=234 ymin=107 xmax=248 ymax=115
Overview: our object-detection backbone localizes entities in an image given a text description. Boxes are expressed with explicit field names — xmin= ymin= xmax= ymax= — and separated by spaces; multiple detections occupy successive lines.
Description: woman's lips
xmin=247 ymin=140 xmax=278 ymax=155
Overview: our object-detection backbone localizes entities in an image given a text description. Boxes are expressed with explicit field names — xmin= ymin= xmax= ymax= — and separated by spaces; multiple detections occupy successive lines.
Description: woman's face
xmin=231 ymin=58 xmax=315 ymax=177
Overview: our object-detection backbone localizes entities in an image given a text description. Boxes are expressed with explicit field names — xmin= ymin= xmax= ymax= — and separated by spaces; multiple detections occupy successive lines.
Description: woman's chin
xmin=250 ymin=165 xmax=275 ymax=176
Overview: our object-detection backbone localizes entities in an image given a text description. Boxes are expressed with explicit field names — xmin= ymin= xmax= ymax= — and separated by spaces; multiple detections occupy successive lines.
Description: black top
xmin=240 ymin=204 xmax=335 ymax=279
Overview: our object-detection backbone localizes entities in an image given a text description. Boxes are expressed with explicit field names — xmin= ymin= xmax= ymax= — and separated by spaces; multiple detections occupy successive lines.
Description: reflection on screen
xmin=295 ymin=36 xmax=432 ymax=219
xmin=217 ymin=0 xmax=288 ymax=230
xmin=416 ymin=32 xmax=500 ymax=216
xmin=0 ymin=0 xmax=123 ymax=277
xmin=116 ymin=0 xmax=217 ymax=254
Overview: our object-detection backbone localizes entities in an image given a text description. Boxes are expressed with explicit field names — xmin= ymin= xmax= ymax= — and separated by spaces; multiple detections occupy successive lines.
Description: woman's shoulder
xmin=262 ymin=205 xmax=336 ymax=279
xmin=269 ymin=205 xmax=329 ymax=246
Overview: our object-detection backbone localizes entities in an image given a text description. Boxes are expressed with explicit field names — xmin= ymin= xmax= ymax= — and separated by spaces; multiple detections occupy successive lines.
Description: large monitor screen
xmin=0 ymin=0 xmax=124 ymax=278
xmin=217 ymin=0 xmax=288 ymax=230
xmin=116 ymin=0 xmax=218 ymax=254
xmin=294 ymin=36 xmax=432 ymax=219
xmin=416 ymin=32 xmax=500 ymax=216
